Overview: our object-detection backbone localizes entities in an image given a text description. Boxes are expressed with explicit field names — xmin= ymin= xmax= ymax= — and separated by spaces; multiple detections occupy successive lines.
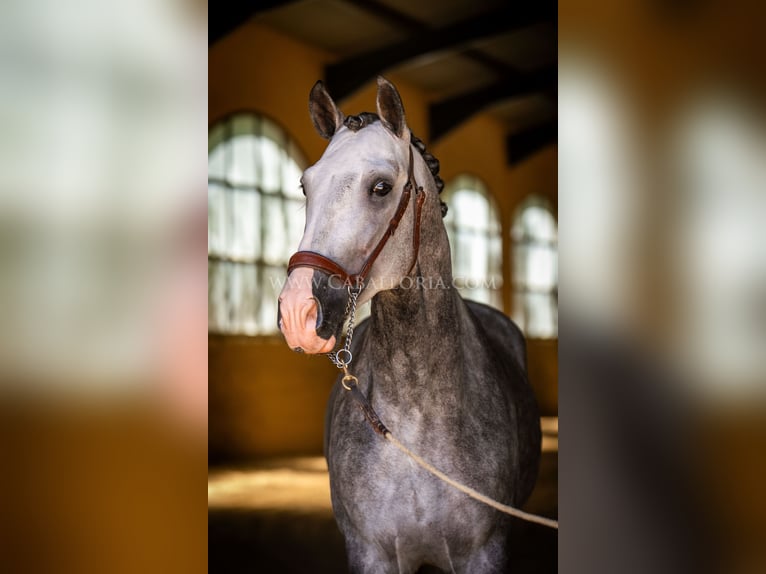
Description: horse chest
xmin=328 ymin=390 xmax=507 ymax=541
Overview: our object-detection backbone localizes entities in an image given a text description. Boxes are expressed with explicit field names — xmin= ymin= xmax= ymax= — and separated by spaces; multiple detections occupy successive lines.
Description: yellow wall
xmin=208 ymin=335 xmax=338 ymax=460
xmin=209 ymin=22 xmax=557 ymax=460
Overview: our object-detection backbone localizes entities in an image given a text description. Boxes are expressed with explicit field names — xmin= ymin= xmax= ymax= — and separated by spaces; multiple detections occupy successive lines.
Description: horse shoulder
xmin=462 ymin=298 xmax=541 ymax=505
xmin=463 ymin=299 xmax=528 ymax=373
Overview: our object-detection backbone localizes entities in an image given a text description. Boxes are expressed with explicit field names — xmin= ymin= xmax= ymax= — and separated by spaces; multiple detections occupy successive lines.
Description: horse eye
xmin=371 ymin=181 xmax=392 ymax=197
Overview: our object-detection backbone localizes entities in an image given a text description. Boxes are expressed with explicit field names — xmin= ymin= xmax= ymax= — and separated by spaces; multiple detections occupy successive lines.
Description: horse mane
xmin=343 ymin=112 xmax=448 ymax=217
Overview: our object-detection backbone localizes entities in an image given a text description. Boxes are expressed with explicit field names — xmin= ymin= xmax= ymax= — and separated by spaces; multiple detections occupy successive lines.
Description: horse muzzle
xmin=277 ymin=267 xmax=347 ymax=354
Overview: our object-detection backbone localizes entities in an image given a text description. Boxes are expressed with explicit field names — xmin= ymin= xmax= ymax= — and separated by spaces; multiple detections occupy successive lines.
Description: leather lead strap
xmin=349 ymin=385 xmax=390 ymax=436
xmin=287 ymin=146 xmax=425 ymax=289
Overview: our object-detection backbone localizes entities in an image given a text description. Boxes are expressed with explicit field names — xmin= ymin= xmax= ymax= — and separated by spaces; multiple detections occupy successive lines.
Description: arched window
xmin=512 ymin=196 xmax=558 ymax=338
xmin=208 ymin=113 xmax=307 ymax=335
xmin=443 ymin=175 xmax=503 ymax=309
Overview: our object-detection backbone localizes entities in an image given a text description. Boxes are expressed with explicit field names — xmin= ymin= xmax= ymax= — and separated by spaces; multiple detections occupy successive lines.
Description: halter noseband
xmin=287 ymin=145 xmax=426 ymax=290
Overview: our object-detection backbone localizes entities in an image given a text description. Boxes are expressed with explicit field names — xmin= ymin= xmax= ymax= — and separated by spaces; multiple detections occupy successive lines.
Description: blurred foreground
xmin=560 ymin=0 xmax=766 ymax=572
xmin=0 ymin=0 xmax=207 ymax=572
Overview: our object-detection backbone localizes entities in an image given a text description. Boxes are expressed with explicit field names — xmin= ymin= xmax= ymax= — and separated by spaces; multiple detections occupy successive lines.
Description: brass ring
xmin=341 ymin=374 xmax=358 ymax=391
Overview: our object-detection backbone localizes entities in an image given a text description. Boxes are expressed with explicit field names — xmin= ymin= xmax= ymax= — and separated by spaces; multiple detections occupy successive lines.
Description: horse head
xmin=278 ymin=77 xmax=428 ymax=354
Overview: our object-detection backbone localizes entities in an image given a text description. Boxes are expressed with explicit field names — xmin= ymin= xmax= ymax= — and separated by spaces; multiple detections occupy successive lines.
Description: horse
xmin=278 ymin=76 xmax=541 ymax=573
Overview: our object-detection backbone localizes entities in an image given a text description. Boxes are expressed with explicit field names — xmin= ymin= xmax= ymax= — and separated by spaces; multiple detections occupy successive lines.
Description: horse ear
xmin=309 ymin=81 xmax=343 ymax=140
xmin=376 ymin=76 xmax=407 ymax=139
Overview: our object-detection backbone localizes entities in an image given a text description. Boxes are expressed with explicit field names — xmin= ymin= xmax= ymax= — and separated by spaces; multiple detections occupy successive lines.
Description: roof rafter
xmin=429 ymin=65 xmax=556 ymax=142
xmin=209 ymin=0 xmax=300 ymax=46
xmin=325 ymin=2 xmax=555 ymax=101
xmin=506 ymin=120 xmax=557 ymax=165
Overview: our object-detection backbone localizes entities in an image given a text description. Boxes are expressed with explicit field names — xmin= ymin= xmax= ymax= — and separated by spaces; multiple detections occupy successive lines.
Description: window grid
xmin=208 ymin=113 xmax=306 ymax=335
xmin=442 ymin=175 xmax=503 ymax=310
xmin=511 ymin=197 xmax=558 ymax=338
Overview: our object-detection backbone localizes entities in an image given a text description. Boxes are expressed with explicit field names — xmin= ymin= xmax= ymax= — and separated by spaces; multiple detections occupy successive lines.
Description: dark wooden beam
xmin=506 ymin=120 xmax=557 ymax=166
xmin=347 ymin=2 xmax=530 ymax=81
xmin=346 ymin=0 xmax=424 ymax=33
xmin=462 ymin=48 xmax=523 ymax=79
xmin=429 ymin=65 xmax=556 ymax=142
xmin=209 ymin=1 xmax=299 ymax=46
xmin=325 ymin=2 xmax=555 ymax=101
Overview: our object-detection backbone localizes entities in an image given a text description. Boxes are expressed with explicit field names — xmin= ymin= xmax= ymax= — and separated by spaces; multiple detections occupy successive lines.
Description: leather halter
xmin=287 ymin=146 xmax=426 ymax=290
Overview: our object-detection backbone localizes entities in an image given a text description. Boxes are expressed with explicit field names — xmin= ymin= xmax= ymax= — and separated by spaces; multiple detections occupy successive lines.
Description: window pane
xmin=228 ymin=262 xmax=259 ymax=335
xmin=466 ymin=231 xmax=488 ymax=280
xmin=208 ymin=122 xmax=227 ymax=180
xmin=258 ymin=265 xmax=283 ymax=335
xmin=489 ymin=288 xmax=503 ymax=311
xmin=228 ymin=115 xmax=258 ymax=186
xmin=243 ymin=263 xmax=260 ymax=335
xmin=259 ymin=119 xmax=285 ymax=193
xmin=208 ymin=182 xmax=227 ymax=256
xmin=511 ymin=195 xmax=558 ymax=338
xmin=489 ymin=234 xmax=502 ymax=282
xmin=230 ymin=188 xmax=260 ymax=260
xmin=282 ymin=143 xmax=305 ymax=199
xmin=513 ymin=204 xmax=557 ymax=243
xmin=525 ymin=206 xmax=557 ymax=242
xmin=487 ymin=200 xmax=501 ymax=234
xmin=526 ymin=245 xmax=557 ymax=291
xmin=209 ymin=260 xmax=229 ymax=332
xmin=513 ymin=244 xmax=528 ymax=288
xmin=262 ymin=194 xmax=287 ymax=265
xmin=443 ymin=175 xmax=502 ymax=310
xmin=284 ymin=198 xmax=305 ymax=256
xmin=524 ymin=292 xmax=558 ymax=338
xmin=454 ymin=231 xmax=473 ymax=279
xmin=452 ymin=189 xmax=489 ymax=231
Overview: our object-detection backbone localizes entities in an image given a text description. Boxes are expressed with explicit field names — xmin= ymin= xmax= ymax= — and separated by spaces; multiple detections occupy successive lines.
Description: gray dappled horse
xmin=278 ymin=77 xmax=541 ymax=573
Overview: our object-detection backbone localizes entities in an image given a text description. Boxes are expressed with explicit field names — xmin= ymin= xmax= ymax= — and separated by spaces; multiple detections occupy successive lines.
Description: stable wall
xmin=209 ymin=22 xmax=557 ymax=461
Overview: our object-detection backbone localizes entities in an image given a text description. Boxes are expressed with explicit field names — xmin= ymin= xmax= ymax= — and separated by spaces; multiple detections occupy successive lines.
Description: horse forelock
xmin=340 ymin=112 xmax=448 ymax=217
xmin=342 ymin=112 xmax=379 ymax=132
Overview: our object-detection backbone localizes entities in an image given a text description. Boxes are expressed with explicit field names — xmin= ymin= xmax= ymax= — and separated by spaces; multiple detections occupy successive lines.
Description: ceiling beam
xmin=347 ymin=2 xmax=532 ymax=82
xmin=209 ymin=0 xmax=300 ymax=46
xmin=461 ymin=48 xmax=523 ymax=79
xmin=345 ymin=0 xmax=423 ymax=33
xmin=506 ymin=120 xmax=557 ymax=166
xmin=325 ymin=2 xmax=556 ymax=101
xmin=429 ymin=65 xmax=556 ymax=142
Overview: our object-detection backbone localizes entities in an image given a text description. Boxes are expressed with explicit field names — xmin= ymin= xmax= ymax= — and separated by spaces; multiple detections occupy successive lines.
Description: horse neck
xmin=365 ymin=186 xmax=468 ymax=406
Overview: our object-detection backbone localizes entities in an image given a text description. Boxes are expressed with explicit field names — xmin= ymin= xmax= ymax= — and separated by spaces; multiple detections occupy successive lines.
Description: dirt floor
xmin=209 ymin=418 xmax=557 ymax=573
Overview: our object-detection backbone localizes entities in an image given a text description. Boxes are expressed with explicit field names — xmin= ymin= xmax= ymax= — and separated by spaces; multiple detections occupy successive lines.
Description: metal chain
xmin=327 ymin=285 xmax=361 ymax=370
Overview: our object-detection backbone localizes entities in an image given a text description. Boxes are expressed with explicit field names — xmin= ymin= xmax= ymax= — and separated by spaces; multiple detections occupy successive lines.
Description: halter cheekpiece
xmin=287 ymin=145 xmax=425 ymax=290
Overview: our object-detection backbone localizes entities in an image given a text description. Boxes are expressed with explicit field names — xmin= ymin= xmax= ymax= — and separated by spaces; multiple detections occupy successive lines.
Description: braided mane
xmin=343 ymin=112 xmax=448 ymax=217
